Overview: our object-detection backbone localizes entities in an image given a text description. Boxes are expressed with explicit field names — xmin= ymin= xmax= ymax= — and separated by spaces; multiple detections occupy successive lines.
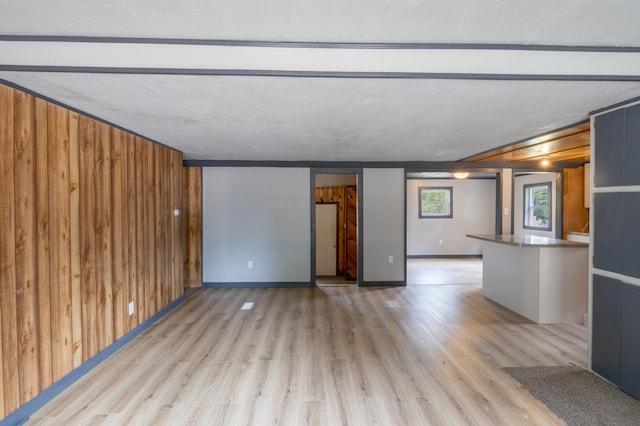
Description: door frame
xmin=310 ymin=168 xmax=363 ymax=286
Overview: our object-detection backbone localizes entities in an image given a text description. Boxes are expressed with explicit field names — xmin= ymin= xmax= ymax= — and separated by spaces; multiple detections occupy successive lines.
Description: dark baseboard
xmin=2 ymin=295 xmax=186 ymax=426
xmin=203 ymin=281 xmax=312 ymax=288
xmin=407 ymin=254 xmax=483 ymax=259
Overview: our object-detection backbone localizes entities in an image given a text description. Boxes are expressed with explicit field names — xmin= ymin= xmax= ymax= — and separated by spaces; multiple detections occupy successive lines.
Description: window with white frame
xmin=523 ymin=182 xmax=551 ymax=230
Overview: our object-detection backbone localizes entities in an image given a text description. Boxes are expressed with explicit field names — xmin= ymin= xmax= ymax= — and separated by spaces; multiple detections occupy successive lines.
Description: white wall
xmin=406 ymin=178 xmax=496 ymax=256
xmin=202 ymin=167 xmax=311 ymax=284
xmin=363 ymin=169 xmax=405 ymax=283
xmin=513 ymin=172 xmax=557 ymax=238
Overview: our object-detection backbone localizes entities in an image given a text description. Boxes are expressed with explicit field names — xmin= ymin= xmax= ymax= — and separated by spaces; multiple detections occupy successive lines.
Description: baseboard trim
xmin=407 ymin=254 xmax=483 ymax=259
xmin=2 ymin=295 xmax=186 ymax=426
xmin=203 ymin=281 xmax=312 ymax=288
xmin=360 ymin=281 xmax=406 ymax=287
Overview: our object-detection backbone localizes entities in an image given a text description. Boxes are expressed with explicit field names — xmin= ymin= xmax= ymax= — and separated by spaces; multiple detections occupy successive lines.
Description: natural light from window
xmin=523 ymin=182 xmax=551 ymax=231
xmin=419 ymin=187 xmax=453 ymax=219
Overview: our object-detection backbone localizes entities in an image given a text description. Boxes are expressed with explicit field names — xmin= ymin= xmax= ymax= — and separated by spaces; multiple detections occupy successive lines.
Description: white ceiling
xmin=2 ymin=1 xmax=640 ymax=162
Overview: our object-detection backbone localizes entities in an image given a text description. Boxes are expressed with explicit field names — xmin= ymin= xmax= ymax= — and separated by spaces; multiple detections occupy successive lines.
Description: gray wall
xmin=363 ymin=168 xmax=405 ymax=283
xmin=202 ymin=167 xmax=311 ymax=284
xmin=406 ymin=178 xmax=496 ymax=256
xmin=513 ymin=172 xmax=557 ymax=238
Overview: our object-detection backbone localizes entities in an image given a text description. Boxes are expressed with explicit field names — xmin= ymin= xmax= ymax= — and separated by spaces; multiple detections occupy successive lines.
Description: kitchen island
xmin=467 ymin=234 xmax=588 ymax=324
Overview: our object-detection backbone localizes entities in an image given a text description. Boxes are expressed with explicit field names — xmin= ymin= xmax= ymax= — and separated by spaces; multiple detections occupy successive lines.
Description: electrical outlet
xmin=128 ymin=301 xmax=135 ymax=316
xmin=388 ymin=255 xmax=394 ymax=264
xmin=439 ymin=240 xmax=443 ymax=245
xmin=248 ymin=260 xmax=253 ymax=269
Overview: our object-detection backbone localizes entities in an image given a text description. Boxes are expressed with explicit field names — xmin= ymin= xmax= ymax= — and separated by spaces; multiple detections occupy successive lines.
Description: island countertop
xmin=466 ymin=233 xmax=588 ymax=248
xmin=468 ymin=233 xmax=588 ymax=324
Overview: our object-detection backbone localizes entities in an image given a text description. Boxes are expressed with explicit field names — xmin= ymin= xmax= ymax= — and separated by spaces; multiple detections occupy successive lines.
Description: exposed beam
xmin=2 ymin=39 xmax=640 ymax=79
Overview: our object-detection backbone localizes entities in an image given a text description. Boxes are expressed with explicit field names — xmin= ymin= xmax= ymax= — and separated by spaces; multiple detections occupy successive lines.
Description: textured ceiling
xmin=3 ymin=0 xmax=640 ymax=45
xmin=2 ymin=1 xmax=640 ymax=162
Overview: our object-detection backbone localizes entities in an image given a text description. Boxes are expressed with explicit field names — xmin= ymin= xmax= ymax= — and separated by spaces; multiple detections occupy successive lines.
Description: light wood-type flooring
xmin=407 ymin=258 xmax=483 ymax=286
xmin=26 ymin=261 xmax=587 ymax=425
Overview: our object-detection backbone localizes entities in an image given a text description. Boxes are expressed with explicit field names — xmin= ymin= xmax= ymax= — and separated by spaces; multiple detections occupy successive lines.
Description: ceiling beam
xmin=2 ymin=38 xmax=640 ymax=80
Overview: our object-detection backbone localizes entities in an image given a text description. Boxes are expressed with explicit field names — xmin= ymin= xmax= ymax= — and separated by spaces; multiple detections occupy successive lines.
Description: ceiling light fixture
xmin=540 ymin=159 xmax=551 ymax=167
xmin=453 ymin=172 xmax=470 ymax=179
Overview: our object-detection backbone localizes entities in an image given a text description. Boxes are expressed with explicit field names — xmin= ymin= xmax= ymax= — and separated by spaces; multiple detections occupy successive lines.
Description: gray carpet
xmin=504 ymin=366 xmax=640 ymax=425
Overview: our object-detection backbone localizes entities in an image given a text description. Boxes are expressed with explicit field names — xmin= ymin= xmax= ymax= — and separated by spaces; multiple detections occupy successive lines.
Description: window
xmin=419 ymin=187 xmax=452 ymax=218
xmin=523 ymin=182 xmax=552 ymax=230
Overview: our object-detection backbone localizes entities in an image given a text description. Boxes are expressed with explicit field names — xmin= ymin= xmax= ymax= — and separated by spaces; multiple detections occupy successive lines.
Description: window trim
xmin=418 ymin=186 xmax=453 ymax=219
xmin=523 ymin=181 xmax=552 ymax=231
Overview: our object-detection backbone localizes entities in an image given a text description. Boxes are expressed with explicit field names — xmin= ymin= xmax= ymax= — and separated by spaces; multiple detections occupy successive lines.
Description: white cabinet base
xmin=482 ymin=242 xmax=588 ymax=324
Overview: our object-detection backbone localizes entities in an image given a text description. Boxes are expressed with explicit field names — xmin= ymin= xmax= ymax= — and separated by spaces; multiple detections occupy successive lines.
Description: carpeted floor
xmin=504 ymin=365 xmax=640 ymax=425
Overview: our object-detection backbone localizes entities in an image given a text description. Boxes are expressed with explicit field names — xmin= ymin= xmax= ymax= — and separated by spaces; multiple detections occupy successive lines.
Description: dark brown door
xmin=345 ymin=186 xmax=358 ymax=280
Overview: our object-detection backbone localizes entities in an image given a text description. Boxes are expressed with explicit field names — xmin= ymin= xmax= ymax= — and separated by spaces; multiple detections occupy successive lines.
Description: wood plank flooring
xmin=407 ymin=258 xmax=483 ymax=286
xmin=26 ymin=266 xmax=587 ymax=425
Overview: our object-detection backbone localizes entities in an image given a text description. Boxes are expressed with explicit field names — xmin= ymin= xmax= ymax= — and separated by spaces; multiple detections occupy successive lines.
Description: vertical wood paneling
xmin=68 ymin=111 xmax=82 ymax=369
xmin=1 ymin=84 xmax=19 ymax=415
xmin=125 ymin=133 xmax=138 ymax=331
xmin=345 ymin=186 xmax=358 ymax=280
xmin=155 ymin=146 xmax=167 ymax=310
xmin=170 ymin=150 xmax=183 ymax=300
xmin=34 ymin=97 xmax=52 ymax=391
xmin=135 ymin=138 xmax=147 ymax=323
xmin=0 ymin=83 xmax=184 ymax=421
xmin=563 ymin=166 xmax=590 ymax=239
xmin=166 ymin=148 xmax=174 ymax=305
xmin=79 ymin=116 xmax=97 ymax=362
xmin=13 ymin=91 xmax=40 ymax=403
xmin=95 ymin=121 xmax=113 ymax=349
xmin=183 ymin=167 xmax=202 ymax=287
xmin=47 ymin=103 xmax=73 ymax=382
xmin=145 ymin=142 xmax=157 ymax=316
xmin=110 ymin=129 xmax=126 ymax=340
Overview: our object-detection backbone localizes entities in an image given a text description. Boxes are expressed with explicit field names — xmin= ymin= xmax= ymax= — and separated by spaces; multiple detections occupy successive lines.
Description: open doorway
xmin=405 ymin=171 xmax=499 ymax=286
xmin=314 ymin=173 xmax=358 ymax=286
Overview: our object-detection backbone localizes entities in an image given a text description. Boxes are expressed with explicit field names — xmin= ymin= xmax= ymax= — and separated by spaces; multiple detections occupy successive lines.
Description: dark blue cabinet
xmin=623 ymin=193 xmax=640 ymax=279
xmin=624 ymin=104 xmax=640 ymax=184
xmin=592 ymin=275 xmax=622 ymax=386
xmin=593 ymin=193 xmax=624 ymax=274
xmin=621 ymin=284 xmax=640 ymax=399
xmin=595 ymin=108 xmax=624 ymax=187
xmin=595 ymin=103 xmax=640 ymax=187
xmin=593 ymin=103 xmax=640 ymax=399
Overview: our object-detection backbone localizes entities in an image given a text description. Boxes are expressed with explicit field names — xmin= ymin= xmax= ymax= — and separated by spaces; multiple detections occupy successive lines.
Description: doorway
xmin=313 ymin=173 xmax=359 ymax=286
xmin=316 ymin=203 xmax=338 ymax=276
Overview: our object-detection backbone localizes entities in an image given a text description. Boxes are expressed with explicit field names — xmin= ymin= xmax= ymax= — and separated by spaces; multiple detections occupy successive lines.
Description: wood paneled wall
xmin=315 ymin=187 xmax=346 ymax=275
xmin=563 ymin=166 xmax=590 ymax=239
xmin=183 ymin=167 xmax=202 ymax=287
xmin=0 ymin=83 xmax=184 ymax=420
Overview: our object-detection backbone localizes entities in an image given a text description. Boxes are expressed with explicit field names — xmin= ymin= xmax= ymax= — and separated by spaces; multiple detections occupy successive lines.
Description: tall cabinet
xmin=591 ymin=102 xmax=640 ymax=399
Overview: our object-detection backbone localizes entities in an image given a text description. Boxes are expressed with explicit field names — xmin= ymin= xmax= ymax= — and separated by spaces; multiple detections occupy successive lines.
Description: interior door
xmin=345 ymin=186 xmax=358 ymax=280
xmin=316 ymin=203 xmax=337 ymax=276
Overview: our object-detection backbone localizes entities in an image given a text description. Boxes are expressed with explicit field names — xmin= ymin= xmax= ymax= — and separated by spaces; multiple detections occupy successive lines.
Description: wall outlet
xmin=439 ymin=240 xmax=443 ymax=245
xmin=248 ymin=260 xmax=253 ymax=269
xmin=388 ymin=255 xmax=394 ymax=264
xmin=128 ymin=301 xmax=135 ymax=316
xmin=504 ymin=207 xmax=509 ymax=216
